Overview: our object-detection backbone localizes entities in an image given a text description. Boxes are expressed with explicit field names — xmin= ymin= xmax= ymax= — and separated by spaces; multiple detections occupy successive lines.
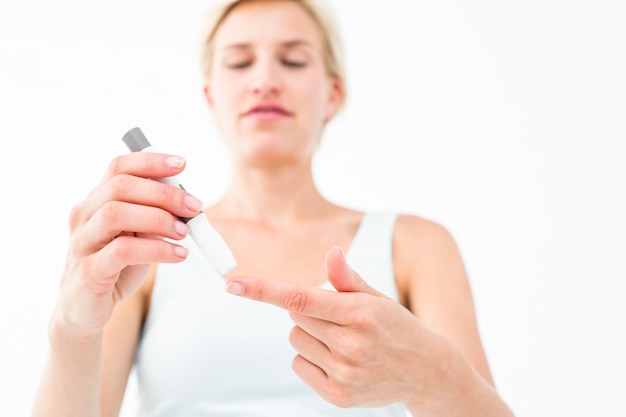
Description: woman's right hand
xmin=53 ymin=151 xmax=203 ymax=341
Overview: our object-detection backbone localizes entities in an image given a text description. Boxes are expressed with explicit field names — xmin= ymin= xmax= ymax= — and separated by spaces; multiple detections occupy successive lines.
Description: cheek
xmin=210 ymin=69 xmax=242 ymax=103
xmin=211 ymin=82 xmax=241 ymax=122
xmin=293 ymin=76 xmax=330 ymax=120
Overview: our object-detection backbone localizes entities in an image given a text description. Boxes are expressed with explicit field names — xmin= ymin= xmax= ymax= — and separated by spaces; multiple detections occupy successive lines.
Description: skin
xmin=31 ymin=1 xmax=514 ymax=416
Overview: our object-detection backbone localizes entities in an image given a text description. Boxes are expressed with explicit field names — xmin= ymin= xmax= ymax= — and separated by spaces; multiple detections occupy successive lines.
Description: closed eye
xmin=229 ymin=61 xmax=252 ymax=69
xmin=283 ymin=60 xmax=306 ymax=68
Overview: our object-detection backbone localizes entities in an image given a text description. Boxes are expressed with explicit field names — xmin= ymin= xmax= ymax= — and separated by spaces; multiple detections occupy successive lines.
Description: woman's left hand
xmin=225 ymin=246 xmax=455 ymax=409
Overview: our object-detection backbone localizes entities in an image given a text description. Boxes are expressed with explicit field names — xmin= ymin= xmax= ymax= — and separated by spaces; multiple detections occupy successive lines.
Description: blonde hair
xmin=200 ymin=0 xmax=347 ymax=111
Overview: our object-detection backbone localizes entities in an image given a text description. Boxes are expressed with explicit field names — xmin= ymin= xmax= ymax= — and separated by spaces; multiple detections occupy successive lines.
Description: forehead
xmin=213 ymin=1 xmax=324 ymax=50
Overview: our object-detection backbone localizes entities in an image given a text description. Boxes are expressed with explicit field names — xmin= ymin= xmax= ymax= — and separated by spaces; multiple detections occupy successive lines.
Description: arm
xmin=31 ymin=153 xmax=199 ymax=417
xmin=32 ymin=317 xmax=103 ymax=417
xmin=100 ymin=267 xmax=155 ymax=417
xmin=394 ymin=215 xmax=513 ymax=416
xmin=32 ymin=272 xmax=152 ymax=417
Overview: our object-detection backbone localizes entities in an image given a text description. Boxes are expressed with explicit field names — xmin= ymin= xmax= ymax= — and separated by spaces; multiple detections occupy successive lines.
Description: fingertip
xmin=331 ymin=245 xmax=344 ymax=255
xmin=165 ymin=155 xmax=186 ymax=169
xmin=325 ymin=246 xmax=345 ymax=268
xmin=173 ymin=245 xmax=189 ymax=259
xmin=225 ymin=280 xmax=243 ymax=296
xmin=327 ymin=245 xmax=350 ymax=273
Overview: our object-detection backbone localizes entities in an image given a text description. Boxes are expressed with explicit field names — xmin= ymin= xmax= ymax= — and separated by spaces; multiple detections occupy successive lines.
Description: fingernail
xmin=174 ymin=245 xmax=189 ymax=258
xmin=185 ymin=194 xmax=203 ymax=212
xmin=333 ymin=246 xmax=346 ymax=261
xmin=174 ymin=220 xmax=189 ymax=237
xmin=335 ymin=246 xmax=351 ymax=271
xmin=166 ymin=156 xmax=186 ymax=169
xmin=225 ymin=281 xmax=243 ymax=296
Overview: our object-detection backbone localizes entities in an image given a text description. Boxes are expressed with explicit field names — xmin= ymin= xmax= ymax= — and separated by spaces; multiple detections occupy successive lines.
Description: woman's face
xmin=204 ymin=0 xmax=342 ymax=166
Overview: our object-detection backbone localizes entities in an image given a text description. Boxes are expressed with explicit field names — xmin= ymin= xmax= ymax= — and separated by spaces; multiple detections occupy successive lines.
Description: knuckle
xmin=67 ymin=232 xmax=85 ymax=260
xmin=143 ymin=151 xmax=160 ymax=169
xmin=110 ymin=236 xmax=132 ymax=259
xmin=349 ymin=301 xmax=377 ymax=329
xmin=151 ymin=239 xmax=170 ymax=259
xmin=107 ymin=155 xmax=125 ymax=176
xmin=100 ymin=201 xmax=122 ymax=225
xmin=335 ymin=332 xmax=366 ymax=362
xmin=73 ymin=257 xmax=98 ymax=287
xmin=335 ymin=354 xmax=360 ymax=383
xmin=284 ymin=290 xmax=308 ymax=313
xmin=156 ymin=182 xmax=176 ymax=205
xmin=108 ymin=174 xmax=132 ymax=199
xmin=68 ymin=202 xmax=84 ymax=230
xmin=351 ymin=313 xmax=373 ymax=331
xmin=149 ymin=207 xmax=171 ymax=229
xmin=245 ymin=281 xmax=266 ymax=301
xmin=288 ymin=326 xmax=300 ymax=347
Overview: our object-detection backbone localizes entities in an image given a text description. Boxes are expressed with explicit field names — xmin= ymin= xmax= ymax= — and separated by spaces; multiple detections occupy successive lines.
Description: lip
xmin=243 ymin=103 xmax=292 ymax=120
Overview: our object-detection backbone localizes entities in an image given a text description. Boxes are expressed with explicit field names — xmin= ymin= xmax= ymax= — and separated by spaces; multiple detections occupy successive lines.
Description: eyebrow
xmin=223 ymin=39 xmax=316 ymax=52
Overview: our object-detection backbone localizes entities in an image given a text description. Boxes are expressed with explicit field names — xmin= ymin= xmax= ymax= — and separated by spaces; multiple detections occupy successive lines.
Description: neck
xmin=214 ymin=159 xmax=331 ymax=226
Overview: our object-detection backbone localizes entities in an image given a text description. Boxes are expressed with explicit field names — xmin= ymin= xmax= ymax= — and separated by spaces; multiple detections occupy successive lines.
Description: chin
xmin=229 ymin=128 xmax=315 ymax=165
xmin=239 ymin=132 xmax=299 ymax=152
xmin=235 ymin=145 xmax=309 ymax=168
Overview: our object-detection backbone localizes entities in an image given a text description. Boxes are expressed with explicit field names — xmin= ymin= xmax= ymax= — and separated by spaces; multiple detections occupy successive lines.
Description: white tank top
xmin=135 ymin=212 xmax=407 ymax=416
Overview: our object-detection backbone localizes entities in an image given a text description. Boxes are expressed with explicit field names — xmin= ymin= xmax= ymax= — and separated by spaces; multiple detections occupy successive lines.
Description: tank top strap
xmin=345 ymin=211 xmax=399 ymax=302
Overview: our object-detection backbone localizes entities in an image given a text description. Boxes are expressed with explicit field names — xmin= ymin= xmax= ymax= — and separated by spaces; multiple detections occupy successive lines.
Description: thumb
xmin=325 ymin=246 xmax=385 ymax=297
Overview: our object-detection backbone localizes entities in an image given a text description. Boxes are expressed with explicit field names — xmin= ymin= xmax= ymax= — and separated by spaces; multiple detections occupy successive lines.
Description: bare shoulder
xmin=394 ymin=214 xmax=462 ymax=272
xmin=393 ymin=214 xmax=467 ymax=310
xmin=394 ymin=213 xmax=458 ymax=248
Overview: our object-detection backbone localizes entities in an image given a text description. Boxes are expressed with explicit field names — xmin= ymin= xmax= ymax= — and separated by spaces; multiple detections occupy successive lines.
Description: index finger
xmin=226 ymin=276 xmax=352 ymax=324
xmin=101 ymin=151 xmax=187 ymax=185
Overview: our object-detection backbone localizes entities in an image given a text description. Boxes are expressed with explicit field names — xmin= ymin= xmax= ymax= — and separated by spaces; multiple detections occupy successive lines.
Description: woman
xmin=32 ymin=1 xmax=514 ymax=416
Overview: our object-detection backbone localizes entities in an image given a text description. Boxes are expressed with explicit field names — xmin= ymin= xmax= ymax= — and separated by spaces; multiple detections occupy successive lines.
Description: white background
xmin=1 ymin=1 xmax=625 ymax=416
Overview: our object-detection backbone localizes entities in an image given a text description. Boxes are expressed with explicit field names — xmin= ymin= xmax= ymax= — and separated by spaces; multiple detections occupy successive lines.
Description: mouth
xmin=243 ymin=104 xmax=291 ymax=118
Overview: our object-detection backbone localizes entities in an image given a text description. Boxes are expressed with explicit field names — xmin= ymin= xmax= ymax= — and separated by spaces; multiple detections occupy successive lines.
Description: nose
xmin=249 ymin=59 xmax=281 ymax=97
